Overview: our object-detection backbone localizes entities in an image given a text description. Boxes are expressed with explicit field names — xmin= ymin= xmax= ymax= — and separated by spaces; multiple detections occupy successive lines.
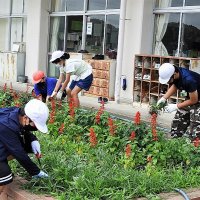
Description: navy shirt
xmin=34 ymin=77 xmax=57 ymax=96
xmin=173 ymin=67 xmax=200 ymax=99
xmin=0 ymin=107 xmax=40 ymax=176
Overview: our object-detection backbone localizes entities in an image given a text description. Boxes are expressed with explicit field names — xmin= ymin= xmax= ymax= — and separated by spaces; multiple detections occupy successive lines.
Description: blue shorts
xmin=69 ymin=74 xmax=93 ymax=91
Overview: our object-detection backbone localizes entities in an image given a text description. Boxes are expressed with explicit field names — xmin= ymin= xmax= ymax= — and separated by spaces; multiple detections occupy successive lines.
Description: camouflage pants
xmin=171 ymin=103 xmax=200 ymax=138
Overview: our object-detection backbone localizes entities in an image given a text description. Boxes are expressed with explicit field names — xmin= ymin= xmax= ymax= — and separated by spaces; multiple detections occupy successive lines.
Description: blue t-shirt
xmin=173 ymin=67 xmax=200 ymax=99
xmin=34 ymin=77 xmax=57 ymax=96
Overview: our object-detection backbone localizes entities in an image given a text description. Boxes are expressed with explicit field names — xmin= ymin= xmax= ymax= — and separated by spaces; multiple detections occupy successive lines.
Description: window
xmin=86 ymin=15 xmax=105 ymax=54
xmin=0 ymin=19 xmax=9 ymax=51
xmin=51 ymin=0 xmax=66 ymax=12
xmin=185 ymin=0 xmax=200 ymax=6
xmin=155 ymin=0 xmax=183 ymax=8
xmin=0 ymin=0 xmax=26 ymax=51
xmin=154 ymin=1 xmax=200 ymax=57
xmin=106 ymin=15 xmax=119 ymax=51
xmin=107 ymin=0 xmax=121 ymax=9
xmin=12 ymin=0 xmax=23 ymax=14
xmin=0 ymin=0 xmax=10 ymax=15
xmin=181 ymin=13 xmax=200 ymax=57
xmin=154 ymin=13 xmax=179 ymax=56
xmin=88 ymin=0 xmax=106 ymax=10
xmin=66 ymin=0 xmax=84 ymax=11
xmin=49 ymin=16 xmax=65 ymax=52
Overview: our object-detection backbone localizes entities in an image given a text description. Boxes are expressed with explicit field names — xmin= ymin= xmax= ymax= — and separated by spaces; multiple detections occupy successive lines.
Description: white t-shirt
xmin=60 ymin=59 xmax=92 ymax=81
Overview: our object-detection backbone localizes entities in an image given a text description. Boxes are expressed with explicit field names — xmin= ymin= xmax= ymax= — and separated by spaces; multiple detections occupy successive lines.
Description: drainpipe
xmin=115 ymin=0 xmax=127 ymax=104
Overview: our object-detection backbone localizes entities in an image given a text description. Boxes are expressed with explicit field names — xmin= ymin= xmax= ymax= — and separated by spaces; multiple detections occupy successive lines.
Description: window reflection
xmin=86 ymin=15 xmax=105 ymax=54
xmin=155 ymin=0 xmax=183 ymax=8
xmin=154 ymin=13 xmax=179 ymax=56
xmin=66 ymin=0 xmax=84 ymax=11
xmin=49 ymin=16 xmax=65 ymax=52
xmin=185 ymin=0 xmax=200 ymax=6
xmin=107 ymin=0 xmax=121 ymax=9
xmin=181 ymin=13 xmax=200 ymax=57
xmin=88 ymin=0 xmax=106 ymax=10
xmin=51 ymin=0 xmax=65 ymax=12
xmin=106 ymin=14 xmax=119 ymax=58
xmin=0 ymin=19 xmax=9 ymax=51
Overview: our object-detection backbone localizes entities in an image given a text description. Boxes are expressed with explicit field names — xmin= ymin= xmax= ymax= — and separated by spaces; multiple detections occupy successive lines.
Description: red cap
xmin=32 ymin=71 xmax=45 ymax=84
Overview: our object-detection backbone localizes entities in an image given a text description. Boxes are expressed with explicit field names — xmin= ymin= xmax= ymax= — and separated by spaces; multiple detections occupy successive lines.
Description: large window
xmin=49 ymin=0 xmax=120 ymax=55
xmin=0 ymin=0 xmax=27 ymax=51
xmin=154 ymin=1 xmax=200 ymax=57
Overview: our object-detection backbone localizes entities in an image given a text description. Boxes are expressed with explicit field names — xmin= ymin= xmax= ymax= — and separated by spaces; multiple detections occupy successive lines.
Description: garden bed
xmin=1 ymin=83 xmax=200 ymax=199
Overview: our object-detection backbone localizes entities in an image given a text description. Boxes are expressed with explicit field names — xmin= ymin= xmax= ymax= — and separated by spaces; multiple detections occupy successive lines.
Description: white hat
xmin=159 ymin=63 xmax=175 ymax=84
xmin=24 ymin=99 xmax=49 ymax=133
xmin=50 ymin=50 xmax=64 ymax=62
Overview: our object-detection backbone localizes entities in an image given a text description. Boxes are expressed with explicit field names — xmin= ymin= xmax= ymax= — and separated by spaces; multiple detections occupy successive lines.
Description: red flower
xmin=193 ymin=137 xmax=200 ymax=147
xmin=89 ymin=128 xmax=97 ymax=147
xmin=58 ymin=123 xmax=65 ymax=134
xmin=129 ymin=131 xmax=136 ymax=141
xmin=95 ymin=102 xmax=105 ymax=124
xmin=125 ymin=144 xmax=131 ymax=158
xmin=134 ymin=111 xmax=141 ymax=125
xmin=108 ymin=118 xmax=116 ymax=136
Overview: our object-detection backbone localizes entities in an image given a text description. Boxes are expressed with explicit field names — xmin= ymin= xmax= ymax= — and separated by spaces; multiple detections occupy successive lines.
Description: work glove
xmin=157 ymin=97 xmax=166 ymax=106
xmin=31 ymin=141 xmax=41 ymax=156
xmin=164 ymin=104 xmax=178 ymax=113
xmin=51 ymin=91 xmax=57 ymax=98
xmin=32 ymin=170 xmax=48 ymax=178
xmin=56 ymin=90 xmax=63 ymax=100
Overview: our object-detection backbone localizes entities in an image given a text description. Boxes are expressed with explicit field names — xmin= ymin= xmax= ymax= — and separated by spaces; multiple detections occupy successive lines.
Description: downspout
xmin=115 ymin=0 xmax=127 ymax=104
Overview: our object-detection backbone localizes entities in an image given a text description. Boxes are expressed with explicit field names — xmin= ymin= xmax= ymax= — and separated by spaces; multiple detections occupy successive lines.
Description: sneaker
xmin=98 ymin=97 xmax=102 ymax=103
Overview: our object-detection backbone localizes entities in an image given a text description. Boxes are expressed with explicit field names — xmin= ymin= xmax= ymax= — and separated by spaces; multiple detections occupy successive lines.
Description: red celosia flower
xmin=129 ymin=131 xmax=136 ymax=141
xmin=58 ymin=123 xmax=65 ymax=134
xmin=125 ymin=144 xmax=131 ymax=158
xmin=89 ymin=128 xmax=97 ymax=147
xmin=95 ymin=102 xmax=105 ymax=124
xmin=134 ymin=111 xmax=141 ymax=125
xmin=108 ymin=118 xmax=116 ymax=136
xmin=193 ymin=137 xmax=200 ymax=147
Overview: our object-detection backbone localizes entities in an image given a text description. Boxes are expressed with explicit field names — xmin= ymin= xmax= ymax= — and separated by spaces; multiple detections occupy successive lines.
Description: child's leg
xmin=71 ymin=86 xmax=82 ymax=107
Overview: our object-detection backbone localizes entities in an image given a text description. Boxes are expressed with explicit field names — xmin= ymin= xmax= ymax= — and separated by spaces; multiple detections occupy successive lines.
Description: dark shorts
xmin=69 ymin=74 xmax=93 ymax=91
xmin=0 ymin=161 xmax=13 ymax=186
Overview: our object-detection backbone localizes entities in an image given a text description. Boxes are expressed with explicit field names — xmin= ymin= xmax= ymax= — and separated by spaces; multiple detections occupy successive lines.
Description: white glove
xmin=32 ymin=170 xmax=48 ymax=178
xmin=31 ymin=141 xmax=41 ymax=155
xmin=157 ymin=97 xmax=166 ymax=106
xmin=56 ymin=91 xmax=63 ymax=100
xmin=164 ymin=104 xmax=178 ymax=113
xmin=51 ymin=91 xmax=57 ymax=98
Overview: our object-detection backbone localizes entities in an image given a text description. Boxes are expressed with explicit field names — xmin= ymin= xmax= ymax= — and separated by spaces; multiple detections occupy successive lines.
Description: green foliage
xmin=2 ymin=88 xmax=200 ymax=199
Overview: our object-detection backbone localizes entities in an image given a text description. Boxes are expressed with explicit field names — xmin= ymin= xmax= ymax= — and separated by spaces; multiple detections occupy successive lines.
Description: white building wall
xmin=25 ymin=0 xmax=49 ymax=82
xmin=119 ymin=0 xmax=154 ymax=103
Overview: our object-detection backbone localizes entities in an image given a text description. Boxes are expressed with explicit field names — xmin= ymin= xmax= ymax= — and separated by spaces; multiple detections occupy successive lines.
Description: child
xmin=50 ymin=50 xmax=93 ymax=107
